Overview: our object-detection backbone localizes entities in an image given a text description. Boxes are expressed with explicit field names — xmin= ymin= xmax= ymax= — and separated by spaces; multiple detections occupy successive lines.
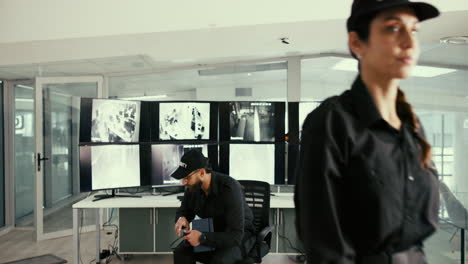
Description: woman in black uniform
xmin=294 ymin=0 xmax=440 ymax=263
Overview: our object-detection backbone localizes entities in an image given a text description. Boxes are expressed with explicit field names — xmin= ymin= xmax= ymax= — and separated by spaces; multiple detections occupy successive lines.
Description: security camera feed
xmin=91 ymin=99 xmax=141 ymax=142
xmin=229 ymin=144 xmax=275 ymax=184
xmin=91 ymin=145 xmax=141 ymax=190
xmin=152 ymin=144 xmax=208 ymax=185
xmin=159 ymin=103 xmax=210 ymax=140
xmin=299 ymin=102 xmax=320 ymax=132
xmin=230 ymin=102 xmax=275 ymax=142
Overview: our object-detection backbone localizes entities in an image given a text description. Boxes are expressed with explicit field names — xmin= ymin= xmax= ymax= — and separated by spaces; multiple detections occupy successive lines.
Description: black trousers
xmin=173 ymin=232 xmax=255 ymax=264
xmin=173 ymin=243 xmax=243 ymax=264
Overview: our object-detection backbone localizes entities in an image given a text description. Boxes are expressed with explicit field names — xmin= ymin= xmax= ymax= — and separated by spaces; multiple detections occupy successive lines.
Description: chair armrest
xmin=257 ymin=225 xmax=275 ymax=243
xmin=252 ymin=225 xmax=275 ymax=262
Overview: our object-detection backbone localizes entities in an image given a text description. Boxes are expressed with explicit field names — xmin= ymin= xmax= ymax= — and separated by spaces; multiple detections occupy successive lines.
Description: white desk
xmin=72 ymin=192 xmax=294 ymax=264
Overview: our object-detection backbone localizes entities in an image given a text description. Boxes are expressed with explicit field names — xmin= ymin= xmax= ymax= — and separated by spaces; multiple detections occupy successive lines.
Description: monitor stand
xmin=93 ymin=189 xmax=142 ymax=202
xmin=162 ymin=189 xmax=185 ymax=196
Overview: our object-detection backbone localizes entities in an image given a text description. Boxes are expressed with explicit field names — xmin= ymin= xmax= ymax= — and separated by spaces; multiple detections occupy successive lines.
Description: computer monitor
xmin=158 ymin=102 xmax=212 ymax=141
xmin=91 ymin=99 xmax=141 ymax=143
xmin=214 ymin=143 xmax=281 ymax=184
xmin=151 ymin=144 xmax=210 ymax=185
xmin=219 ymin=102 xmax=285 ymax=143
xmin=287 ymin=101 xmax=321 ymax=145
xmin=80 ymin=144 xmax=151 ymax=193
xmin=79 ymin=98 xmax=142 ymax=143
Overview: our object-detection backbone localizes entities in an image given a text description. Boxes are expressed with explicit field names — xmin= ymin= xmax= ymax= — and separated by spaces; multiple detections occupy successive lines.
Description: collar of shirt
xmin=204 ymin=171 xmax=219 ymax=197
xmin=349 ymin=75 xmax=419 ymax=139
xmin=349 ymin=74 xmax=383 ymax=128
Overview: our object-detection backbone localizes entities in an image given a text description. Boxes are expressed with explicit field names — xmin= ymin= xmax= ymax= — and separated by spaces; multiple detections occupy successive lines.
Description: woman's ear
xmin=348 ymin=31 xmax=363 ymax=59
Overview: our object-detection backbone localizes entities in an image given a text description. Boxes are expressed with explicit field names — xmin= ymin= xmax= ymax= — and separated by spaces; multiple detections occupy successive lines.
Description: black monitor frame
xmin=79 ymin=144 xmax=151 ymax=192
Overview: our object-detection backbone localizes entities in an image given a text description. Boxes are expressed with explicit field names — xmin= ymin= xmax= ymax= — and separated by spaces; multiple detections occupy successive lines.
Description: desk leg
xmin=276 ymin=208 xmax=279 ymax=253
xmin=461 ymin=228 xmax=465 ymax=264
xmin=96 ymin=208 xmax=101 ymax=264
xmin=73 ymin=209 xmax=80 ymax=264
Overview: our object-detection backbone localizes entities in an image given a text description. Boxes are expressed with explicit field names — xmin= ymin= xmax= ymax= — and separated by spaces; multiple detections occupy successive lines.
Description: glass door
xmin=0 ymin=81 xmax=4 ymax=229
xmin=34 ymin=76 xmax=103 ymax=240
xmin=13 ymin=81 xmax=35 ymax=228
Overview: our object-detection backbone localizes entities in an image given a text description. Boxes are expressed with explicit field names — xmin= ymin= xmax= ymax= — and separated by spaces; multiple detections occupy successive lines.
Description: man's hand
xmin=183 ymin=230 xmax=202 ymax=247
xmin=174 ymin=217 xmax=190 ymax=236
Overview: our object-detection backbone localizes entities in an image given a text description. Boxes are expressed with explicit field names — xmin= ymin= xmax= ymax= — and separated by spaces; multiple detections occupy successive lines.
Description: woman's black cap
xmin=347 ymin=0 xmax=440 ymax=32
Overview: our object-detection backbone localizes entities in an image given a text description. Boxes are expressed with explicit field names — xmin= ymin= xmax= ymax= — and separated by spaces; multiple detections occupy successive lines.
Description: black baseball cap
xmin=347 ymin=0 xmax=440 ymax=32
xmin=171 ymin=149 xmax=209 ymax=180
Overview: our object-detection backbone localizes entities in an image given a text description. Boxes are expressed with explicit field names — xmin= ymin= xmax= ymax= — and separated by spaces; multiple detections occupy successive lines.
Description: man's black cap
xmin=347 ymin=0 xmax=440 ymax=32
xmin=171 ymin=149 xmax=209 ymax=180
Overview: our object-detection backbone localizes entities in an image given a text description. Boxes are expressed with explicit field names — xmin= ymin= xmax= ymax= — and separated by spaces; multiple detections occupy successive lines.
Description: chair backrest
xmin=238 ymin=180 xmax=271 ymax=234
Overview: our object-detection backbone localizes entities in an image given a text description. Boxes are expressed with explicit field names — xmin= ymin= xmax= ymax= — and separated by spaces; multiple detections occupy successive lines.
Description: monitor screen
xmin=84 ymin=144 xmax=141 ymax=190
xmin=229 ymin=144 xmax=275 ymax=184
xmin=229 ymin=102 xmax=275 ymax=142
xmin=151 ymin=144 xmax=209 ymax=185
xmin=91 ymin=99 xmax=141 ymax=143
xmin=159 ymin=102 xmax=211 ymax=140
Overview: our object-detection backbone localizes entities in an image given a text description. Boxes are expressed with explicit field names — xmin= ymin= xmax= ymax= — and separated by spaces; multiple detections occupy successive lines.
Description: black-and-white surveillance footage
xmin=91 ymin=145 xmax=140 ymax=190
xmin=91 ymin=99 xmax=141 ymax=143
xmin=152 ymin=144 xmax=208 ymax=185
xmin=159 ymin=103 xmax=210 ymax=140
xmin=230 ymin=102 xmax=275 ymax=142
xmin=229 ymin=144 xmax=275 ymax=184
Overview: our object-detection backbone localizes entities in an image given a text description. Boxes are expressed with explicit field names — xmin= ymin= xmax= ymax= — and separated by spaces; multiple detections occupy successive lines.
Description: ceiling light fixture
xmin=198 ymin=62 xmax=287 ymax=76
xmin=332 ymin=59 xmax=456 ymax=77
xmin=122 ymin=94 xmax=168 ymax=101
xmin=440 ymin=36 xmax=468 ymax=45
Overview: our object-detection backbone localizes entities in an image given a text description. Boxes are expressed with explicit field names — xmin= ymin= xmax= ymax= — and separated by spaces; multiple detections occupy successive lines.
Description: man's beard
xmin=187 ymin=181 xmax=203 ymax=193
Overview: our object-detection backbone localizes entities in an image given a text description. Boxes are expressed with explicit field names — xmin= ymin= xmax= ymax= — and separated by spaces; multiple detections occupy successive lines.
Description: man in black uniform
xmin=171 ymin=150 xmax=256 ymax=264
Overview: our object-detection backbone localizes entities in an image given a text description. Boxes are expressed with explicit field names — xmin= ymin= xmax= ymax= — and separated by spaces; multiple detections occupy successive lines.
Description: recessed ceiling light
xmin=332 ymin=59 xmax=456 ymax=77
xmin=440 ymin=36 xmax=468 ymax=45
xmin=121 ymin=94 xmax=168 ymax=101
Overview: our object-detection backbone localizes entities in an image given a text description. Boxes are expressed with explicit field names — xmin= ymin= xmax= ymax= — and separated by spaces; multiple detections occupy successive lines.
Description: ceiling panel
xmin=92 ymin=55 xmax=153 ymax=72
xmin=43 ymin=61 xmax=104 ymax=75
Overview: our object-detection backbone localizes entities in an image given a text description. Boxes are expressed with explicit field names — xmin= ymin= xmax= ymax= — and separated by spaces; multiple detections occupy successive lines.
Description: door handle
xmin=37 ymin=153 xmax=49 ymax=172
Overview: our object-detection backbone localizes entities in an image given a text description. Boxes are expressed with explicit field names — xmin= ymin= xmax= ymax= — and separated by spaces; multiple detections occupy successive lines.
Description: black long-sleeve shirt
xmin=175 ymin=172 xmax=255 ymax=249
xmin=294 ymin=75 xmax=439 ymax=263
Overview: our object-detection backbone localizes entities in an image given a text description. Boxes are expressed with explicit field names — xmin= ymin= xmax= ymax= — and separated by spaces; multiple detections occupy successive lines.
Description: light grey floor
xmin=0 ymin=229 xmax=300 ymax=264
xmin=0 ymin=223 xmax=466 ymax=264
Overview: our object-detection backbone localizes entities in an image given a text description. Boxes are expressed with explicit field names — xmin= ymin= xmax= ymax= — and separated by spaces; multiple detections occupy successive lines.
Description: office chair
xmin=439 ymin=181 xmax=468 ymax=264
xmin=440 ymin=181 xmax=468 ymax=231
xmin=237 ymin=180 xmax=274 ymax=264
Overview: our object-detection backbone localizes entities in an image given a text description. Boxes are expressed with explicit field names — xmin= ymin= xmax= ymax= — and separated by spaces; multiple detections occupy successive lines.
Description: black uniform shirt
xmin=176 ymin=172 xmax=255 ymax=249
xmin=294 ymin=75 xmax=439 ymax=263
